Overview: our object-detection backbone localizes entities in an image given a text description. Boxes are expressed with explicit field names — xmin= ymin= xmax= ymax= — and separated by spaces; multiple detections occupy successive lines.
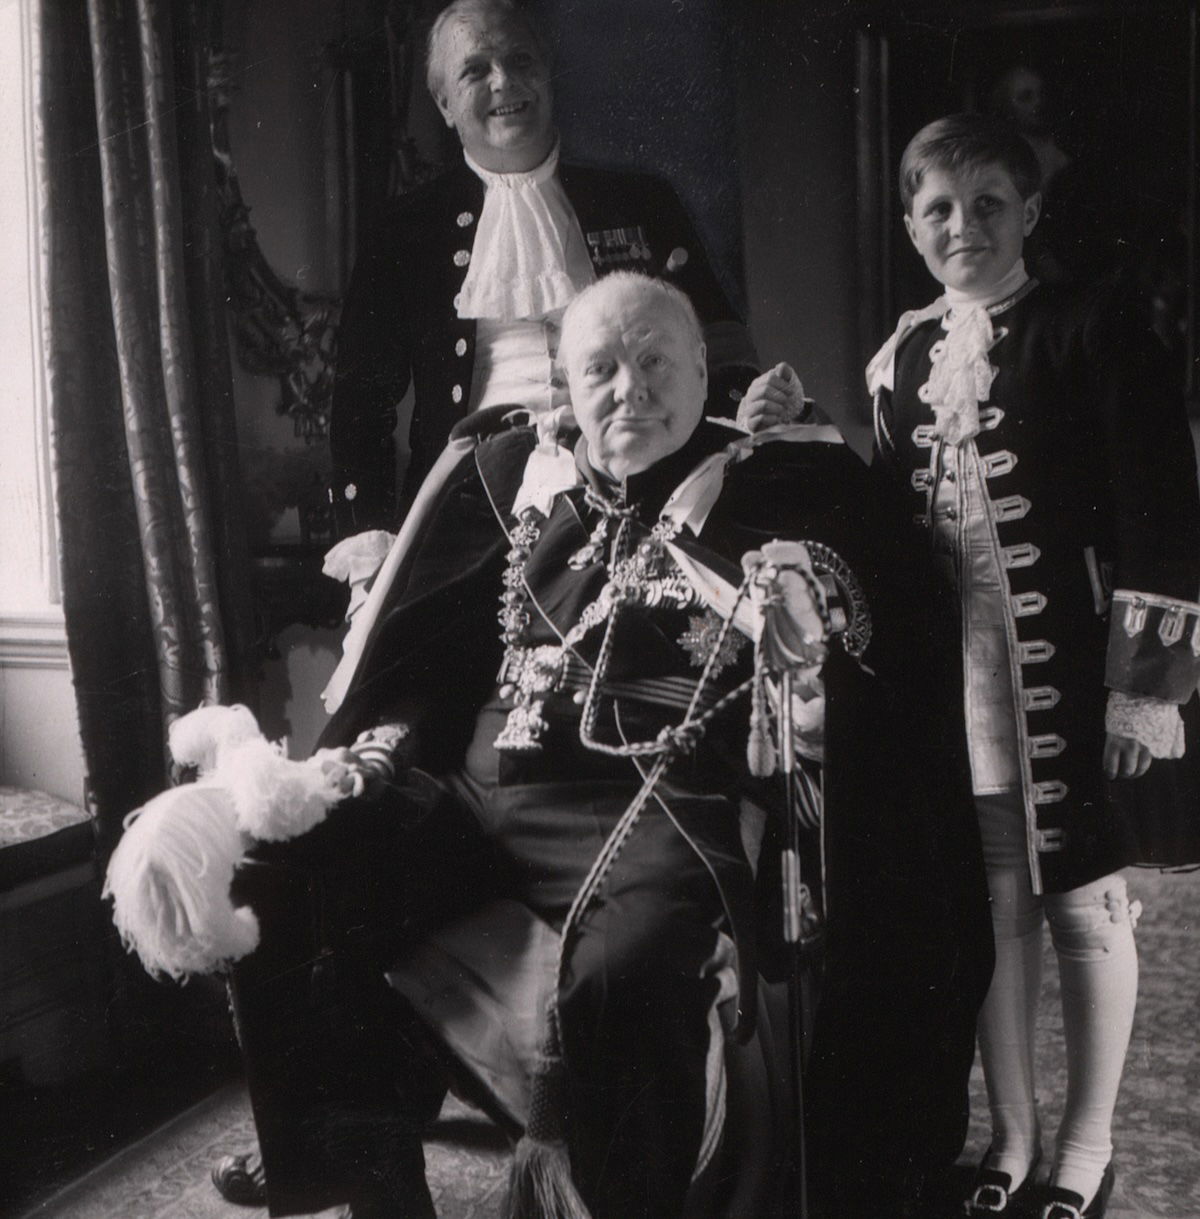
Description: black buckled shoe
xmin=211 ymin=1149 xmax=267 ymax=1207
xmin=1038 ymin=1163 xmax=1115 ymax=1219
xmin=966 ymin=1149 xmax=1042 ymax=1217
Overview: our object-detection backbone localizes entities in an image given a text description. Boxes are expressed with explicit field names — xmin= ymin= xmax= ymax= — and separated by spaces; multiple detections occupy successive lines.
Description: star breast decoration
xmin=679 ymin=608 xmax=748 ymax=677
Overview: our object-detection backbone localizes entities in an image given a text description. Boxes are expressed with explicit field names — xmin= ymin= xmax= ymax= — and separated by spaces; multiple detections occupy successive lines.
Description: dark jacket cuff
xmin=1105 ymin=589 xmax=1200 ymax=702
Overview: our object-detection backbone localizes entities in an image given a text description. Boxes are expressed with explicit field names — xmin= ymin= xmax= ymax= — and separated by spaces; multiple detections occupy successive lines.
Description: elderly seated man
xmin=229 ymin=273 xmax=992 ymax=1219
xmin=329 ymin=0 xmax=761 ymax=535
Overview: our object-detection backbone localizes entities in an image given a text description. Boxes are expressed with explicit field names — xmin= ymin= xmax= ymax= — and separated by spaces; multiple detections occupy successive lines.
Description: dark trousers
xmin=232 ymin=767 xmax=743 ymax=1219
xmin=446 ymin=771 xmax=734 ymax=1219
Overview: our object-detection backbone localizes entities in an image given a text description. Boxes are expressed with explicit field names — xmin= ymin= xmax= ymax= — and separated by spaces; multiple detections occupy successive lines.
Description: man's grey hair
xmin=425 ymin=0 xmax=549 ymax=100
xmin=558 ymin=272 xmax=705 ymax=370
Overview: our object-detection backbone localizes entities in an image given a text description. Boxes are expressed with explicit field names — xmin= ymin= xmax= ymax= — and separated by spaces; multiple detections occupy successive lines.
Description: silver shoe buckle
xmin=969 ymin=1183 xmax=1010 ymax=1212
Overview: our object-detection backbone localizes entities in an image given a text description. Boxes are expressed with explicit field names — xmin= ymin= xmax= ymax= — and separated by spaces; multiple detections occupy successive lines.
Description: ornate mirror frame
xmin=205 ymin=1 xmax=448 ymax=646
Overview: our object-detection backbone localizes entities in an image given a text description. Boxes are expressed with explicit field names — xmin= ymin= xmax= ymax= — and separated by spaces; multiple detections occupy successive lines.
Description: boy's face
xmin=905 ymin=163 xmax=1041 ymax=294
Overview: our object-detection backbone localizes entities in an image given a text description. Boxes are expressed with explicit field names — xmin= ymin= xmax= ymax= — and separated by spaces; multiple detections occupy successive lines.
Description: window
xmin=0 ymin=0 xmax=61 ymax=638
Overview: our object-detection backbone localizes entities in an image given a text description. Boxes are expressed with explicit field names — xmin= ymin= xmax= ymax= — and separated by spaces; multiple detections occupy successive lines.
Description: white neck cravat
xmin=923 ymin=260 xmax=1032 ymax=444
xmin=866 ymin=260 xmax=1032 ymax=399
xmin=457 ymin=143 xmax=595 ymax=322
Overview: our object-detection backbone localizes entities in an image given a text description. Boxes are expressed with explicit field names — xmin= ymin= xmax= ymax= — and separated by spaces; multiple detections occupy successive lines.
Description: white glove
xmin=322 ymin=530 xmax=396 ymax=621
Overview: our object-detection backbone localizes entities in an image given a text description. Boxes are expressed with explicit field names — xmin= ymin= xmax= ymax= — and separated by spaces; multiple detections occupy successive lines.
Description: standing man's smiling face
xmin=562 ymin=280 xmax=708 ymax=482
xmin=432 ymin=13 xmax=555 ymax=173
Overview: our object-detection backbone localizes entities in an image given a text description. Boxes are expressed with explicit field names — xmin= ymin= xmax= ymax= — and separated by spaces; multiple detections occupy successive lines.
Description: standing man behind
xmin=329 ymin=0 xmax=758 ymax=535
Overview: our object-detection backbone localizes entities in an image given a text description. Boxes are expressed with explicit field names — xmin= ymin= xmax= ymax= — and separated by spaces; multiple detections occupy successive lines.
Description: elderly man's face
xmin=563 ymin=284 xmax=707 ymax=482
xmin=433 ymin=15 xmax=554 ymax=173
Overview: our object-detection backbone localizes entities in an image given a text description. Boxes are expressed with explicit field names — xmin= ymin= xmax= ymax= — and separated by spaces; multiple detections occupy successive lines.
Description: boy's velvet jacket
xmin=875 ymin=280 xmax=1200 ymax=893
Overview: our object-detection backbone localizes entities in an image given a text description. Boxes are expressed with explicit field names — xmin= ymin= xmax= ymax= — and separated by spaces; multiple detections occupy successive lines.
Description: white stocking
xmin=977 ymin=859 xmax=1044 ymax=1185
xmin=1044 ymin=873 xmax=1138 ymax=1207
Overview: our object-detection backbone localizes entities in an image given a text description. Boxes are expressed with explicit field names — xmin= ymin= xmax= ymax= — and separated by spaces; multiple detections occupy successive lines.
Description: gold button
xmin=344 ymin=483 xmax=358 ymax=501
xmin=457 ymin=212 xmax=474 ymax=227
xmin=453 ymin=249 xmax=470 ymax=267
xmin=455 ymin=338 xmax=467 ymax=357
xmin=451 ymin=385 xmax=463 ymax=404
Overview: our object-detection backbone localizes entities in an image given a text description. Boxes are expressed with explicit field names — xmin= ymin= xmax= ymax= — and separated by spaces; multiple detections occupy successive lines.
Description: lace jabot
xmin=457 ymin=142 xmax=595 ymax=322
xmin=920 ymin=261 xmax=1033 ymax=445
xmin=919 ymin=306 xmax=996 ymax=445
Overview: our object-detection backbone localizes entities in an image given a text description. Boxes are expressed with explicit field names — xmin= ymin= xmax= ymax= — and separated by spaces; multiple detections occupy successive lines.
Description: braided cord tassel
xmin=743 ymin=544 xmax=830 ymax=779
xmin=748 ymin=651 xmax=777 ymax=777
xmin=505 ymin=1002 xmax=590 ymax=1219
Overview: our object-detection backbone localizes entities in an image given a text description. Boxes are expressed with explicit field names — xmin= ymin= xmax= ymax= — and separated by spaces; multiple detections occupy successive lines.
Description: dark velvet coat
xmin=875 ymin=280 xmax=1200 ymax=893
xmin=294 ymin=420 xmax=991 ymax=1215
xmin=330 ymin=161 xmax=757 ymax=534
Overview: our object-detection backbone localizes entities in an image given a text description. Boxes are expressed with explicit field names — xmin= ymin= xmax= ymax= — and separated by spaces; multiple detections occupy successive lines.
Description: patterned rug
xmin=18 ymin=869 xmax=1199 ymax=1219
xmin=971 ymin=865 xmax=1199 ymax=1219
xmin=16 ymin=1090 xmax=509 ymax=1219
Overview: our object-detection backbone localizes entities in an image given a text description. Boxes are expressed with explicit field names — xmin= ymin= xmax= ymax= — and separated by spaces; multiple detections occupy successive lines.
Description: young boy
xmin=869 ymin=114 xmax=1200 ymax=1219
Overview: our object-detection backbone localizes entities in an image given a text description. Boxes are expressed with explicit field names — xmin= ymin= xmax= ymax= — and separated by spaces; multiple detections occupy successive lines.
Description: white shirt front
xmin=470 ymin=310 xmax=573 ymax=414
xmin=458 ymin=144 xmax=595 ymax=415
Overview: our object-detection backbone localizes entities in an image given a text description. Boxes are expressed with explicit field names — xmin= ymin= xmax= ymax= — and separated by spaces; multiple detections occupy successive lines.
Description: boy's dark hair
xmin=899 ymin=113 xmax=1042 ymax=213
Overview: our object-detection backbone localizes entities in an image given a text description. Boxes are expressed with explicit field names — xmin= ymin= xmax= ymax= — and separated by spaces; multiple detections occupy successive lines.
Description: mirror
xmin=208 ymin=1 xmax=455 ymax=643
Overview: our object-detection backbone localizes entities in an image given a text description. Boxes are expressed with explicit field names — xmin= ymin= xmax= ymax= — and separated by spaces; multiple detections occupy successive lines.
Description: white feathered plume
xmin=103 ymin=704 xmax=349 ymax=980
xmin=104 ymin=784 xmax=260 ymax=981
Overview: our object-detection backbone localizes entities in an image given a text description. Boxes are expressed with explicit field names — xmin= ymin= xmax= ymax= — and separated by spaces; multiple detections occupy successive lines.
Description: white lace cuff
xmin=323 ymin=530 xmax=396 ymax=620
xmin=1105 ymin=690 xmax=1185 ymax=759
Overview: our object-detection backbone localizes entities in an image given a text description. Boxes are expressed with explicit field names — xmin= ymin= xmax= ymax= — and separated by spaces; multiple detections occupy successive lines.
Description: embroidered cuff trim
xmin=350 ymin=722 xmax=413 ymax=779
xmin=1112 ymin=589 xmax=1200 ymax=649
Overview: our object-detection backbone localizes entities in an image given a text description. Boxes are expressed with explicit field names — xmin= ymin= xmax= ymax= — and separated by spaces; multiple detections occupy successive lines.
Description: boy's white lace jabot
xmin=922 ymin=261 xmax=1031 ymax=445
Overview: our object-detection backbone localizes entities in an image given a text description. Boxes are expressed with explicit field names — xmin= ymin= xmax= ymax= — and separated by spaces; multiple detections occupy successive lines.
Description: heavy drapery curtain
xmin=36 ymin=0 xmax=254 ymax=852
